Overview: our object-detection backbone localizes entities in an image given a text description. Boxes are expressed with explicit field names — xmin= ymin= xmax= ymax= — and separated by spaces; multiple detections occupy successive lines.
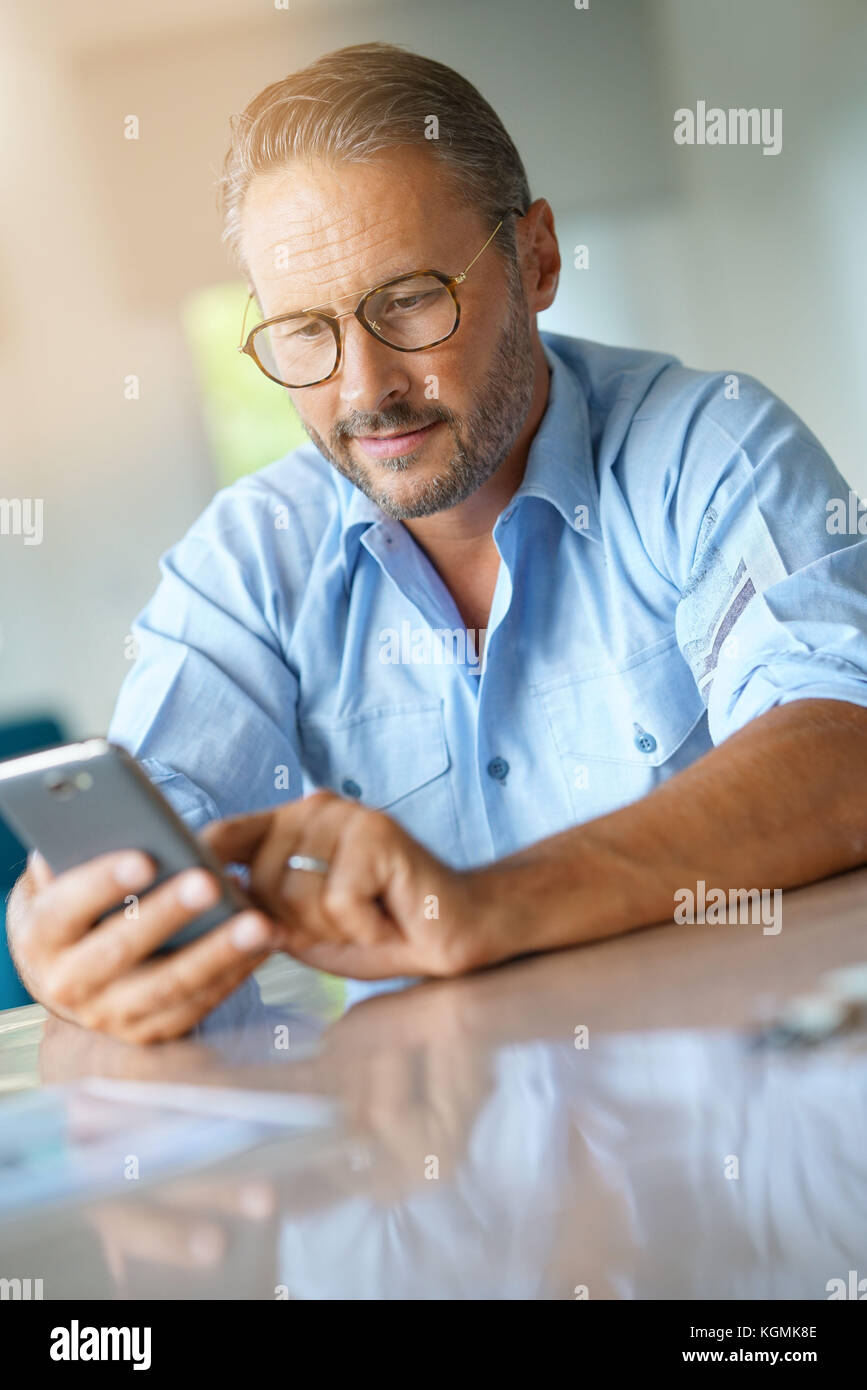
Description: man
xmin=8 ymin=43 xmax=867 ymax=1042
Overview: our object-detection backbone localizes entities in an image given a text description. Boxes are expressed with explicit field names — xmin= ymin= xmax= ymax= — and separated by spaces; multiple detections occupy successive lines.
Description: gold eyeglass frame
xmin=237 ymin=207 xmax=525 ymax=388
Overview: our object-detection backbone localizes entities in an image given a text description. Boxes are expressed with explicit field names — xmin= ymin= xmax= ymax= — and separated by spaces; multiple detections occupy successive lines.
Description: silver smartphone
xmin=0 ymin=738 xmax=248 ymax=952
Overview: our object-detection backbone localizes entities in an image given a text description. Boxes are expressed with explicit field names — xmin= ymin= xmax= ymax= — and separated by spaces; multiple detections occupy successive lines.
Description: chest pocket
xmin=533 ymin=636 xmax=710 ymax=824
xmin=296 ymin=701 xmax=462 ymax=862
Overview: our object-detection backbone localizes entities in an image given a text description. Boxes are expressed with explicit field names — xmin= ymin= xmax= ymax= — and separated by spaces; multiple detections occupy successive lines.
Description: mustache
xmin=334 ymin=403 xmax=455 ymax=441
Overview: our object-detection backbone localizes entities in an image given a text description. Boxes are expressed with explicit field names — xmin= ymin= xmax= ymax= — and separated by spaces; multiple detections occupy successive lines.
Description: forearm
xmin=472 ymin=698 xmax=867 ymax=961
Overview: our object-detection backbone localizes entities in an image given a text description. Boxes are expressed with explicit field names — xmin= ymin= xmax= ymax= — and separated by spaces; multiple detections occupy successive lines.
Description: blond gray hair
xmin=218 ymin=42 xmax=531 ymax=278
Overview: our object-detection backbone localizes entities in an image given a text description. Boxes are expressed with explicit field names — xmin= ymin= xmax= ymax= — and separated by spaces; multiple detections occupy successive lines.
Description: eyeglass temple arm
xmin=238 ymin=290 xmax=256 ymax=350
xmin=452 ymin=206 xmax=525 ymax=284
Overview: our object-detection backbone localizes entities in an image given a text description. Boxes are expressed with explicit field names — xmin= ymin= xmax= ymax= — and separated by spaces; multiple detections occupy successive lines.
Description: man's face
xmin=240 ymin=147 xmax=536 ymax=519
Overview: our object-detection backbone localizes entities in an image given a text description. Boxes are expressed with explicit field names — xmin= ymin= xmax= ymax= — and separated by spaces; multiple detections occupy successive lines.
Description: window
xmin=182 ymin=281 xmax=307 ymax=486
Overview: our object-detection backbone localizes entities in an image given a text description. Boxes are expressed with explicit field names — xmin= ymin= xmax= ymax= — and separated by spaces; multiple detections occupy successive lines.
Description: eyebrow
xmin=274 ymin=264 xmax=428 ymax=319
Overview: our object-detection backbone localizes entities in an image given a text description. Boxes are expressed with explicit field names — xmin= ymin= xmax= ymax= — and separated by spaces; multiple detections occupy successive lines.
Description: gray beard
xmin=302 ymin=280 xmax=536 ymax=520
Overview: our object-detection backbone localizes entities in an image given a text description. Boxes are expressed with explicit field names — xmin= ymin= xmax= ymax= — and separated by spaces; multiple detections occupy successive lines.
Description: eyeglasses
xmin=237 ymin=208 xmax=525 ymax=389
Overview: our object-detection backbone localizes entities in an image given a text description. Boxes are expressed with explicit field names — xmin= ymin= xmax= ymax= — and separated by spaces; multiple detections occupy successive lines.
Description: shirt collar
xmin=508 ymin=335 xmax=600 ymax=539
xmin=337 ymin=473 xmax=394 ymax=578
xmin=337 ymin=332 xmax=600 ymax=574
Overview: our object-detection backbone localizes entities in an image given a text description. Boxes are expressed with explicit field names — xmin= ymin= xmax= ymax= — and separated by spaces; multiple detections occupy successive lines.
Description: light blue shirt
xmin=108 ymin=333 xmax=867 ymax=869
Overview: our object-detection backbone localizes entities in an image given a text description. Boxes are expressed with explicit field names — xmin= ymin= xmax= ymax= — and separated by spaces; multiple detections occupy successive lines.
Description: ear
xmin=521 ymin=198 xmax=561 ymax=314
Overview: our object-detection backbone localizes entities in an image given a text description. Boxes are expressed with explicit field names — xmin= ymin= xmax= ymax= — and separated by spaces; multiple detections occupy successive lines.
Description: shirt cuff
xmin=137 ymin=757 xmax=222 ymax=832
xmin=710 ymin=654 xmax=867 ymax=742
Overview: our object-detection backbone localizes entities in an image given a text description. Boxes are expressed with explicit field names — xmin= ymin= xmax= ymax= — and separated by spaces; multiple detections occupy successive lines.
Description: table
xmin=1 ymin=866 xmax=865 ymax=1300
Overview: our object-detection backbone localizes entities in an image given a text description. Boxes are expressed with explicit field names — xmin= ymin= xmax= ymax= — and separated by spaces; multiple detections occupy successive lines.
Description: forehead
xmin=240 ymin=148 xmax=482 ymax=314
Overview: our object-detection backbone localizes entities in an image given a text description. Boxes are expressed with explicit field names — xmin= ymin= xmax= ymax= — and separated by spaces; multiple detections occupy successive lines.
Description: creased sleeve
xmin=107 ymin=487 xmax=304 ymax=827
xmin=670 ymin=375 xmax=867 ymax=743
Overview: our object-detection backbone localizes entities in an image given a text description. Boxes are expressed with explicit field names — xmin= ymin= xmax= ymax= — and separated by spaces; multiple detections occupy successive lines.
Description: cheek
xmin=289 ymin=389 xmax=335 ymax=439
xmin=411 ymin=344 xmax=478 ymax=413
xmin=427 ymin=295 xmax=509 ymax=401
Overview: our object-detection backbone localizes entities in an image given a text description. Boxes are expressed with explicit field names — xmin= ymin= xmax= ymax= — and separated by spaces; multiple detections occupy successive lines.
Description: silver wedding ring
xmin=286 ymin=854 xmax=330 ymax=876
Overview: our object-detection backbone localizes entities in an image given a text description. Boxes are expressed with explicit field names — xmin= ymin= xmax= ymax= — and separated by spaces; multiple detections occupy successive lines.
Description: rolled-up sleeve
xmin=670 ymin=375 xmax=867 ymax=744
xmin=107 ymin=488 xmax=304 ymax=828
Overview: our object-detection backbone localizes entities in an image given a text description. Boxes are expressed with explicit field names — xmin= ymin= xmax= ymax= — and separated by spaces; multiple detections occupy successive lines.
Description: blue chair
xmin=0 ymin=716 xmax=67 ymax=1009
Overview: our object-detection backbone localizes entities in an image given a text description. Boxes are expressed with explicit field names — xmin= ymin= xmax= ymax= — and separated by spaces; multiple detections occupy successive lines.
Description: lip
xmin=352 ymin=420 xmax=442 ymax=458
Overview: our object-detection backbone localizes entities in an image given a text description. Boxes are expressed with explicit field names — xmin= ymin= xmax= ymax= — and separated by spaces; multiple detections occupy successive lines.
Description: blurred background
xmin=1 ymin=0 xmax=865 ymax=735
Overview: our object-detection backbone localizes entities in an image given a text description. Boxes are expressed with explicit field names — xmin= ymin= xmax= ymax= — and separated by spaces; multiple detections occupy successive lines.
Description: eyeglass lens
xmin=252 ymin=273 xmax=457 ymax=386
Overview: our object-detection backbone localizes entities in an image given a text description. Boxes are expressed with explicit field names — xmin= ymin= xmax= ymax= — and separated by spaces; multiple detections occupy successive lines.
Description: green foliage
xmin=181 ymin=281 xmax=307 ymax=486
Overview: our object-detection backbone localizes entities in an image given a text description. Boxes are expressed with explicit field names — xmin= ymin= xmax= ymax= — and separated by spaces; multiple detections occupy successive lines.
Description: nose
xmin=337 ymin=314 xmax=410 ymax=411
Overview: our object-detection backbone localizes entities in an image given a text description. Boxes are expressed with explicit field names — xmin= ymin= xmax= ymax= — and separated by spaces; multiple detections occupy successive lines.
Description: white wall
xmin=543 ymin=0 xmax=867 ymax=490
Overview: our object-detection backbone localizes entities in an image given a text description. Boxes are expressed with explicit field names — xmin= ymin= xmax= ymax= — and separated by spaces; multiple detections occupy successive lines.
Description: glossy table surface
xmin=1 ymin=866 xmax=865 ymax=1300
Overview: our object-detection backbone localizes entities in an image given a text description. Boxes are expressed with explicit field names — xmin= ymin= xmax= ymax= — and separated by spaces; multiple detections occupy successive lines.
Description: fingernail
xmin=177 ymin=869 xmax=220 ymax=909
xmin=231 ymin=912 xmax=273 ymax=951
xmin=113 ymin=852 xmax=153 ymax=887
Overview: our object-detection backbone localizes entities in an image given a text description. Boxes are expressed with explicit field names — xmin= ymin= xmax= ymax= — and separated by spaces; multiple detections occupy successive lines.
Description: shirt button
xmin=633 ymin=725 xmax=657 ymax=754
xmin=342 ymin=778 xmax=362 ymax=798
xmin=487 ymin=757 xmax=509 ymax=782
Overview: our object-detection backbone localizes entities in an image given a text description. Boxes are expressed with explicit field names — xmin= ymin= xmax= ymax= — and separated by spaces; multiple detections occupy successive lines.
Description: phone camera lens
xmin=46 ymin=777 xmax=77 ymax=800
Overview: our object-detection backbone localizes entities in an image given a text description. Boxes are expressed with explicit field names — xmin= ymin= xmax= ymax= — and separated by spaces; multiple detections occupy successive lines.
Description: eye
xmin=281 ymin=320 xmax=325 ymax=342
xmin=385 ymin=291 xmax=437 ymax=315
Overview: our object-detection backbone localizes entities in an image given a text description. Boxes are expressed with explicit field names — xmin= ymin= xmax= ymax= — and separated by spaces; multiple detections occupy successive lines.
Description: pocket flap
xmin=536 ymin=639 xmax=706 ymax=766
xmin=297 ymin=702 xmax=450 ymax=808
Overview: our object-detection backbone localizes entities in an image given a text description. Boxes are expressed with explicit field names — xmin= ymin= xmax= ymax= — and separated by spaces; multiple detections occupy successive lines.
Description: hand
xmin=89 ymin=1174 xmax=276 ymax=1290
xmin=5 ymin=849 xmax=276 ymax=1044
xmin=321 ymin=982 xmax=495 ymax=1199
xmin=201 ymin=791 xmax=497 ymax=980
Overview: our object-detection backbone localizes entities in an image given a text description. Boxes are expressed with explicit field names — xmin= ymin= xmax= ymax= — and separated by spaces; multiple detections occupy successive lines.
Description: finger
xmin=252 ymin=795 xmax=352 ymax=940
xmin=111 ymin=911 xmax=274 ymax=1023
xmin=321 ymin=863 xmax=397 ymax=948
xmin=83 ymin=911 xmax=274 ymax=1038
xmin=245 ymin=791 xmax=339 ymax=901
xmin=199 ymin=811 xmax=276 ymax=865
xmin=28 ymin=848 xmax=54 ymax=888
xmin=100 ymin=1229 xmax=127 ymax=1288
xmin=92 ymin=1203 xmax=227 ymax=1269
xmin=159 ymin=1177 xmax=276 ymax=1220
xmin=321 ymin=812 xmax=410 ymax=947
xmin=108 ymin=949 xmax=273 ymax=1045
xmin=45 ymin=868 xmax=232 ymax=1007
xmin=22 ymin=850 xmax=156 ymax=954
xmin=277 ymin=924 xmax=411 ymax=981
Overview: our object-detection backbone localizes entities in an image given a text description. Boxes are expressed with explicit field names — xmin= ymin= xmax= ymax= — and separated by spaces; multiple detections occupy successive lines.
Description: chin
xmin=372 ymin=487 xmax=432 ymax=520
xmin=368 ymin=462 xmax=437 ymax=499
xmin=378 ymin=478 xmax=473 ymax=521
